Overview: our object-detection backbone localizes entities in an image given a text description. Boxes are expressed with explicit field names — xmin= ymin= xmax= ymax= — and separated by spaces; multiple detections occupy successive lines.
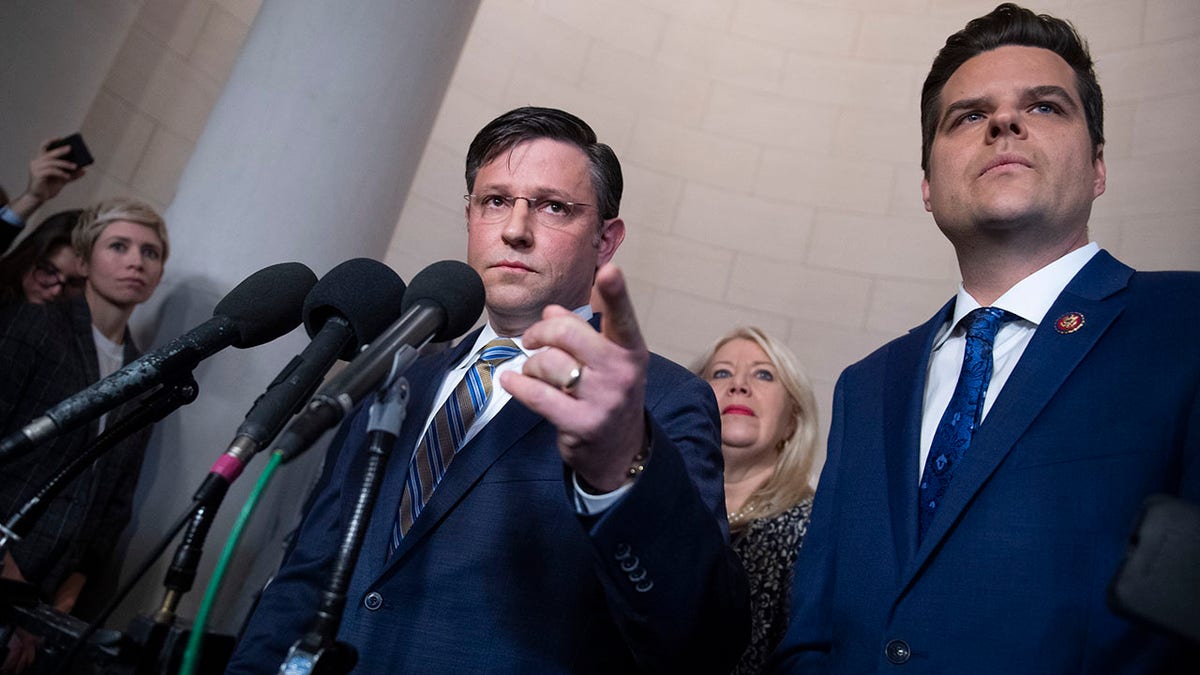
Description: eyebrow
xmin=709 ymin=360 xmax=777 ymax=369
xmin=103 ymin=234 xmax=162 ymax=251
xmin=1026 ymin=85 xmax=1079 ymax=112
xmin=940 ymin=96 xmax=990 ymax=128
xmin=941 ymin=84 xmax=1080 ymax=128
xmin=477 ymin=184 xmax=578 ymax=201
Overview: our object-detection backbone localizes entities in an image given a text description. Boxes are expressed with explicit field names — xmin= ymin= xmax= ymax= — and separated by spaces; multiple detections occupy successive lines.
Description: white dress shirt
xmin=918 ymin=242 xmax=1100 ymax=479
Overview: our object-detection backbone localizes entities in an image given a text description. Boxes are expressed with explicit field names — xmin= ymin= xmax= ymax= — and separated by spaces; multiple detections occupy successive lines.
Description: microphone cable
xmin=179 ymin=449 xmax=284 ymax=675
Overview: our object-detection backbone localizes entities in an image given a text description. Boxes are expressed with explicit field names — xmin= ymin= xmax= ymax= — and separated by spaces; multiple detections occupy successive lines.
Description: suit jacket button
xmin=364 ymin=592 xmax=383 ymax=611
xmin=885 ymin=639 xmax=910 ymax=664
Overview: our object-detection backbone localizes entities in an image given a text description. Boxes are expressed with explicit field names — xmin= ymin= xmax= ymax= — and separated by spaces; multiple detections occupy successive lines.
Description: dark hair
xmin=465 ymin=106 xmax=623 ymax=222
xmin=0 ymin=209 xmax=83 ymax=305
xmin=920 ymin=3 xmax=1104 ymax=174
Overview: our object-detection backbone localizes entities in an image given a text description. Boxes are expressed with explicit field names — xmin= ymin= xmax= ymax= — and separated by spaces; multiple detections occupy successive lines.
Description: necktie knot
xmin=963 ymin=307 xmax=1008 ymax=344
xmin=478 ymin=338 xmax=521 ymax=366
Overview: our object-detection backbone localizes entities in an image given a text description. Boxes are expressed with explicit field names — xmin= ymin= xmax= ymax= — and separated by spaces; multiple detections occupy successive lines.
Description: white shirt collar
xmin=939 ymin=242 xmax=1100 ymax=346
xmin=456 ymin=305 xmax=594 ymax=369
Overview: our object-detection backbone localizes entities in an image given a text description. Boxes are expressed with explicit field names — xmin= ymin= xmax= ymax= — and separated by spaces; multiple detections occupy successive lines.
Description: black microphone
xmin=194 ymin=258 xmax=406 ymax=502
xmin=273 ymin=260 xmax=485 ymax=463
xmin=0 ymin=262 xmax=316 ymax=466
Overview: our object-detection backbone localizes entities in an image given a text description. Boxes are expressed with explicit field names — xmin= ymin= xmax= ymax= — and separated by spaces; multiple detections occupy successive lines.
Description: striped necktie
xmin=918 ymin=307 xmax=1010 ymax=540
xmin=389 ymin=338 xmax=521 ymax=556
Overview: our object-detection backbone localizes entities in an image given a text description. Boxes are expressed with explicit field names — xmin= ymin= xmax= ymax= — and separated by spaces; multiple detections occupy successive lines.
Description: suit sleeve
xmin=0 ymin=306 xmax=45 ymax=432
xmin=768 ymin=371 xmax=847 ymax=672
xmin=0 ymin=219 xmax=22 ymax=254
xmin=0 ymin=306 xmax=59 ymax=522
xmin=1182 ymin=373 xmax=1200 ymax=503
xmin=582 ymin=358 xmax=751 ymax=673
xmin=77 ymin=440 xmax=146 ymax=577
xmin=224 ymin=402 xmax=367 ymax=674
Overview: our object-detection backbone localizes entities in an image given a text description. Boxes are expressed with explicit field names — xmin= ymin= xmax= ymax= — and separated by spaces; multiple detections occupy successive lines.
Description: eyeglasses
xmin=465 ymin=194 xmax=595 ymax=229
xmin=32 ymin=260 xmax=86 ymax=290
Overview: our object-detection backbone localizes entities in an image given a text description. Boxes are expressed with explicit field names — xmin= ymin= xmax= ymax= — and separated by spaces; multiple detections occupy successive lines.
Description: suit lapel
xmin=69 ymin=296 xmax=100 ymax=385
xmin=383 ymin=400 xmax=544 ymax=568
xmin=356 ymin=338 xmax=472 ymax=580
xmin=371 ymin=314 xmax=602 ymax=575
xmin=885 ymin=301 xmax=953 ymax=566
xmin=905 ymin=251 xmax=1133 ymax=580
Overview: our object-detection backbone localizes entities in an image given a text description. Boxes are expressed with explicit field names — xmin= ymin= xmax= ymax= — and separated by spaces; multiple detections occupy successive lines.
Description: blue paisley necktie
xmin=918 ymin=307 xmax=1009 ymax=540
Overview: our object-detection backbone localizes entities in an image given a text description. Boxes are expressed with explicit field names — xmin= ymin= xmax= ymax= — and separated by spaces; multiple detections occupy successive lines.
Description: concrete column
xmin=106 ymin=0 xmax=480 ymax=634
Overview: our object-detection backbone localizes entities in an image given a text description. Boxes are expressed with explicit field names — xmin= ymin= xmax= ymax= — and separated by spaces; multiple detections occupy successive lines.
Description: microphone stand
xmin=116 ymin=498 xmax=230 ymax=675
xmin=0 ymin=375 xmax=199 ymax=673
xmin=0 ymin=374 xmax=198 ymax=557
xmin=278 ymin=347 xmax=417 ymax=675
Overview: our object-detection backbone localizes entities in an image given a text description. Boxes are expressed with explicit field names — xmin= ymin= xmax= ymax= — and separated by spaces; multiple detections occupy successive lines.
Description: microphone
xmin=160 ymin=260 xmax=403 ymax=621
xmin=273 ymin=260 xmax=485 ymax=462
xmin=195 ymin=258 xmax=406 ymax=502
xmin=0 ymin=262 xmax=316 ymax=466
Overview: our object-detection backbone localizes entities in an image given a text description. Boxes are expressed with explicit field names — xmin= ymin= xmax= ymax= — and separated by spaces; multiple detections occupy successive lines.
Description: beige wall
xmin=74 ymin=0 xmax=263 ymax=212
xmin=386 ymin=0 xmax=1200 ymax=452
xmin=10 ymin=1 xmax=1195 ymax=448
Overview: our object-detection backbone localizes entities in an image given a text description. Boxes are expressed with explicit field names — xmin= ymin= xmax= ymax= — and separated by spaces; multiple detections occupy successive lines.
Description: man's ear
xmin=596 ymin=217 xmax=625 ymax=267
xmin=921 ymin=176 xmax=933 ymax=213
xmin=1092 ymin=144 xmax=1106 ymax=199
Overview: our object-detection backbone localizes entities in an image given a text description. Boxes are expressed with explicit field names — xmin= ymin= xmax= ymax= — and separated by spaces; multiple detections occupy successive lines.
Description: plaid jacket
xmin=0 ymin=295 xmax=150 ymax=598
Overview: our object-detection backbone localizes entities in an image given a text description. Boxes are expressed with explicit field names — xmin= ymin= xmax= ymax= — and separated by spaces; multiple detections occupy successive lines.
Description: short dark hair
xmin=0 ymin=209 xmax=82 ymax=305
xmin=920 ymin=3 xmax=1104 ymax=174
xmin=465 ymin=106 xmax=623 ymax=222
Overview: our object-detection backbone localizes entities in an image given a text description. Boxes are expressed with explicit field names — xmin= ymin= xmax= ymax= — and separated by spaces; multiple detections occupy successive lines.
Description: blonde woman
xmin=0 ymin=197 xmax=167 ymax=673
xmin=695 ymin=326 xmax=818 ymax=674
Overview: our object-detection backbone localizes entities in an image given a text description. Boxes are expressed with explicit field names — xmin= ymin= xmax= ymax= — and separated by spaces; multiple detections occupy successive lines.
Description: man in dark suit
xmin=228 ymin=107 xmax=749 ymax=673
xmin=772 ymin=4 xmax=1198 ymax=673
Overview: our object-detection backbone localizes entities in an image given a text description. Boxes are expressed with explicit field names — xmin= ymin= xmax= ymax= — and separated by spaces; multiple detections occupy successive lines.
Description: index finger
xmin=593 ymin=263 xmax=645 ymax=352
xmin=39 ymin=139 xmax=68 ymax=156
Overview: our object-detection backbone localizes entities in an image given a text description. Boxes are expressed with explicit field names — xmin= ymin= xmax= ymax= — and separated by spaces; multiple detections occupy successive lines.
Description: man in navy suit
xmin=772 ymin=4 xmax=1198 ymax=673
xmin=227 ymin=107 xmax=749 ymax=673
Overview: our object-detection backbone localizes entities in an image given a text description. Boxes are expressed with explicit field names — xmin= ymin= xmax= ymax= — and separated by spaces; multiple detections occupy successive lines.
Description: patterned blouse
xmin=730 ymin=498 xmax=813 ymax=675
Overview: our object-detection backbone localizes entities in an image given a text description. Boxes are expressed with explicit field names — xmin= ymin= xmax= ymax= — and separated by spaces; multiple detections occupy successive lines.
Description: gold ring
xmin=561 ymin=366 xmax=583 ymax=393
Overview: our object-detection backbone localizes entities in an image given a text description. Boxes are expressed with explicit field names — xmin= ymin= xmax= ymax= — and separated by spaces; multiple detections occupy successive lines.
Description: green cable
xmin=179 ymin=451 xmax=283 ymax=675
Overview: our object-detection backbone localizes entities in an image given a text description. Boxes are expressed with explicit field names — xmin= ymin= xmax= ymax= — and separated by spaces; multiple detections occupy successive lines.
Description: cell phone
xmin=46 ymin=133 xmax=95 ymax=169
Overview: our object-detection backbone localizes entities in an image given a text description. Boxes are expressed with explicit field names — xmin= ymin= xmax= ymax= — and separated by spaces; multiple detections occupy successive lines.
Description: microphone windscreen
xmin=401 ymin=260 xmax=485 ymax=342
xmin=214 ymin=262 xmax=317 ymax=348
xmin=303 ymin=258 xmax=407 ymax=359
